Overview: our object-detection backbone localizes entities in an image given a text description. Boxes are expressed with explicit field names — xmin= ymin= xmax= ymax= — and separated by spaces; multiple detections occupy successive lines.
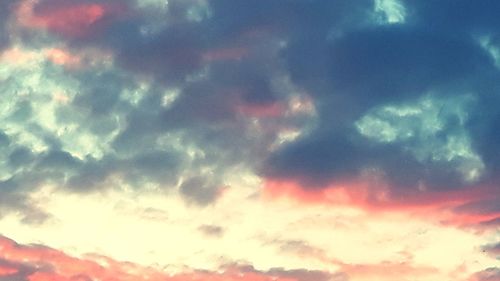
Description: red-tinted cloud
xmin=16 ymin=0 xmax=125 ymax=38
xmin=0 ymin=235 xmax=336 ymax=281
xmin=0 ymin=265 xmax=18 ymax=276
xmin=263 ymin=178 xmax=499 ymax=228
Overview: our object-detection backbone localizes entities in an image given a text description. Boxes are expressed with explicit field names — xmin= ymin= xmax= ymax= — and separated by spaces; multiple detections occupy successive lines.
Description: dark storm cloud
xmin=3 ymin=0 xmax=500 ymax=220
xmin=405 ymin=0 xmax=500 ymax=36
xmin=115 ymin=23 xmax=205 ymax=85
xmin=327 ymin=27 xmax=492 ymax=103
xmin=262 ymin=0 xmax=500 ymax=204
xmin=58 ymin=0 xmax=374 ymax=86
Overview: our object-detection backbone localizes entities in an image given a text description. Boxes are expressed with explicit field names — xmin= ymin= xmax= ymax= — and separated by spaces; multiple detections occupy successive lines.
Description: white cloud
xmin=356 ymin=94 xmax=485 ymax=183
xmin=374 ymin=0 xmax=406 ymax=24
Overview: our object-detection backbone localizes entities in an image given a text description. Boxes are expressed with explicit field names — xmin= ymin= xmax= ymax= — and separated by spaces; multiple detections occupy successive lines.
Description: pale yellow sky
xmin=0 ymin=171 xmax=496 ymax=281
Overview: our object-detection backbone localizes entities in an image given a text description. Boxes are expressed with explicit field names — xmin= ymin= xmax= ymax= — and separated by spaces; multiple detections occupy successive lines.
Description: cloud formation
xmin=0 ymin=235 xmax=344 ymax=281
xmin=0 ymin=0 xmax=498 ymax=279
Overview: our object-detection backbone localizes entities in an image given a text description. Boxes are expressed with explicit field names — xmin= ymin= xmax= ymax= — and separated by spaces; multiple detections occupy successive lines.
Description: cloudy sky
xmin=0 ymin=0 xmax=499 ymax=280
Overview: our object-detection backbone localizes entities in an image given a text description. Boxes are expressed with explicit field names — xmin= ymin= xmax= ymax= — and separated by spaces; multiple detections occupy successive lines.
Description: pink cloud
xmin=0 ymin=265 xmax=18 ymax=276
xmin=16 ymin=0 xmax=125 ymax=38
xmin=262 ymin=178 xmax=499 ymax=228
xmin=0 ymin=235 xmax=330 ymax=281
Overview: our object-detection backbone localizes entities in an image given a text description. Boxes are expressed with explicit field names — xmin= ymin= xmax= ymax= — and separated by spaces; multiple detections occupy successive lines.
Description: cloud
xmin=266 ymin=22 xmax=498 ymax=186
xmin=405 ymin=0 xmax=500 ymax=36
xmin=0 ymin=0 xmax=498 ymax=234
xmin=179 ymin=176 xmax=222 ymax=205
xmin=0 ymin=1 xmax=16 ymax=51
xmin=0 ymin=45 xmax=198 ymax=215
xmin=0 ymin=2 xmax=498 ymax=281
xmin=0 ymin=235 xmax=345 ymax=281
xmin=469 ymin=268 xmax=500 ymax=281
xmin=481 ymin=242 xmax=500 ymax=260
xmin=198 ymin=224 xmax=224 ymax=237
xmin=226 ymin=264 xmax=349 ymax=281
xmin=15 ymin=0 xmax=127 ymax=39
xmin=256 ymin=0 xmax=500 ymax=223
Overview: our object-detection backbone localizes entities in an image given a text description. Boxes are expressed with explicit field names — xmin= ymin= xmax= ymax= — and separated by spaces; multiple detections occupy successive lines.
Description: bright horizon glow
xmin=0 ymin=179 xmax=496 ymax=280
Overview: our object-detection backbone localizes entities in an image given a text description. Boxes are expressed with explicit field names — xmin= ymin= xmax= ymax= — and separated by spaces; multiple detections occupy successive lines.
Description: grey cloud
xmin=0 ymin=1 xmax=16 ymax=51
xmin=260 ymin=1 xmax=500 ymax=213
xmin=482 ymin=242 xmax=500 ymax=260
xmin=37 ymin=150 xmax=82 ymax=170
xmin=8 ymin=147 xmax=35 ymax=168
xmin=267 ymin=269 xmax=349 ymax=281
xmin=0 ymin=131 xmax=10 ymax=147
xmin=0 ymin=47 xmax=212 ymax=216
xmin=0 ymin=259 xmax=32 ymax=281
xmin=72 ymin=71 xmax=128 ymax=116
xmin=180 ymin=176 xmax=221 ymax=206
xmin=198 ymin=224 xmax=224 ymax=237
xmin=470 ymin=268 xmax=500 ymax=281
xmin=2 ymin=0 xmax=500 ymax=223
xmin=222 ymin=263 xmax=348 ymax=281
xmin=66 ymin=157 xmax=115 ymax=192
xmin=455 ymin=197 xmax=500 ymax=218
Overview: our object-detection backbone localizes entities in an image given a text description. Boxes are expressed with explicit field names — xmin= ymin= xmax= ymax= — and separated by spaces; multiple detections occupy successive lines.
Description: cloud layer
xmin=0 ymin=0 xmax=498 ymax=280
xmin=0 ymin=0 xmax=497 ymax=219
xmin=0 ymin=235 xmax=348 ymax=281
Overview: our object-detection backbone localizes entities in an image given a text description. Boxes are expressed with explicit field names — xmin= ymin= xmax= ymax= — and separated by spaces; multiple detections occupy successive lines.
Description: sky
xmin=0 ymin=0 xmax=499 ymax=280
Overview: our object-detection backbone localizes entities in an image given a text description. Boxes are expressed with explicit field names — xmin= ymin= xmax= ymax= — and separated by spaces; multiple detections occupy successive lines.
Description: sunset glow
xmin=0 ymin=1 xmax=498 ymax=281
